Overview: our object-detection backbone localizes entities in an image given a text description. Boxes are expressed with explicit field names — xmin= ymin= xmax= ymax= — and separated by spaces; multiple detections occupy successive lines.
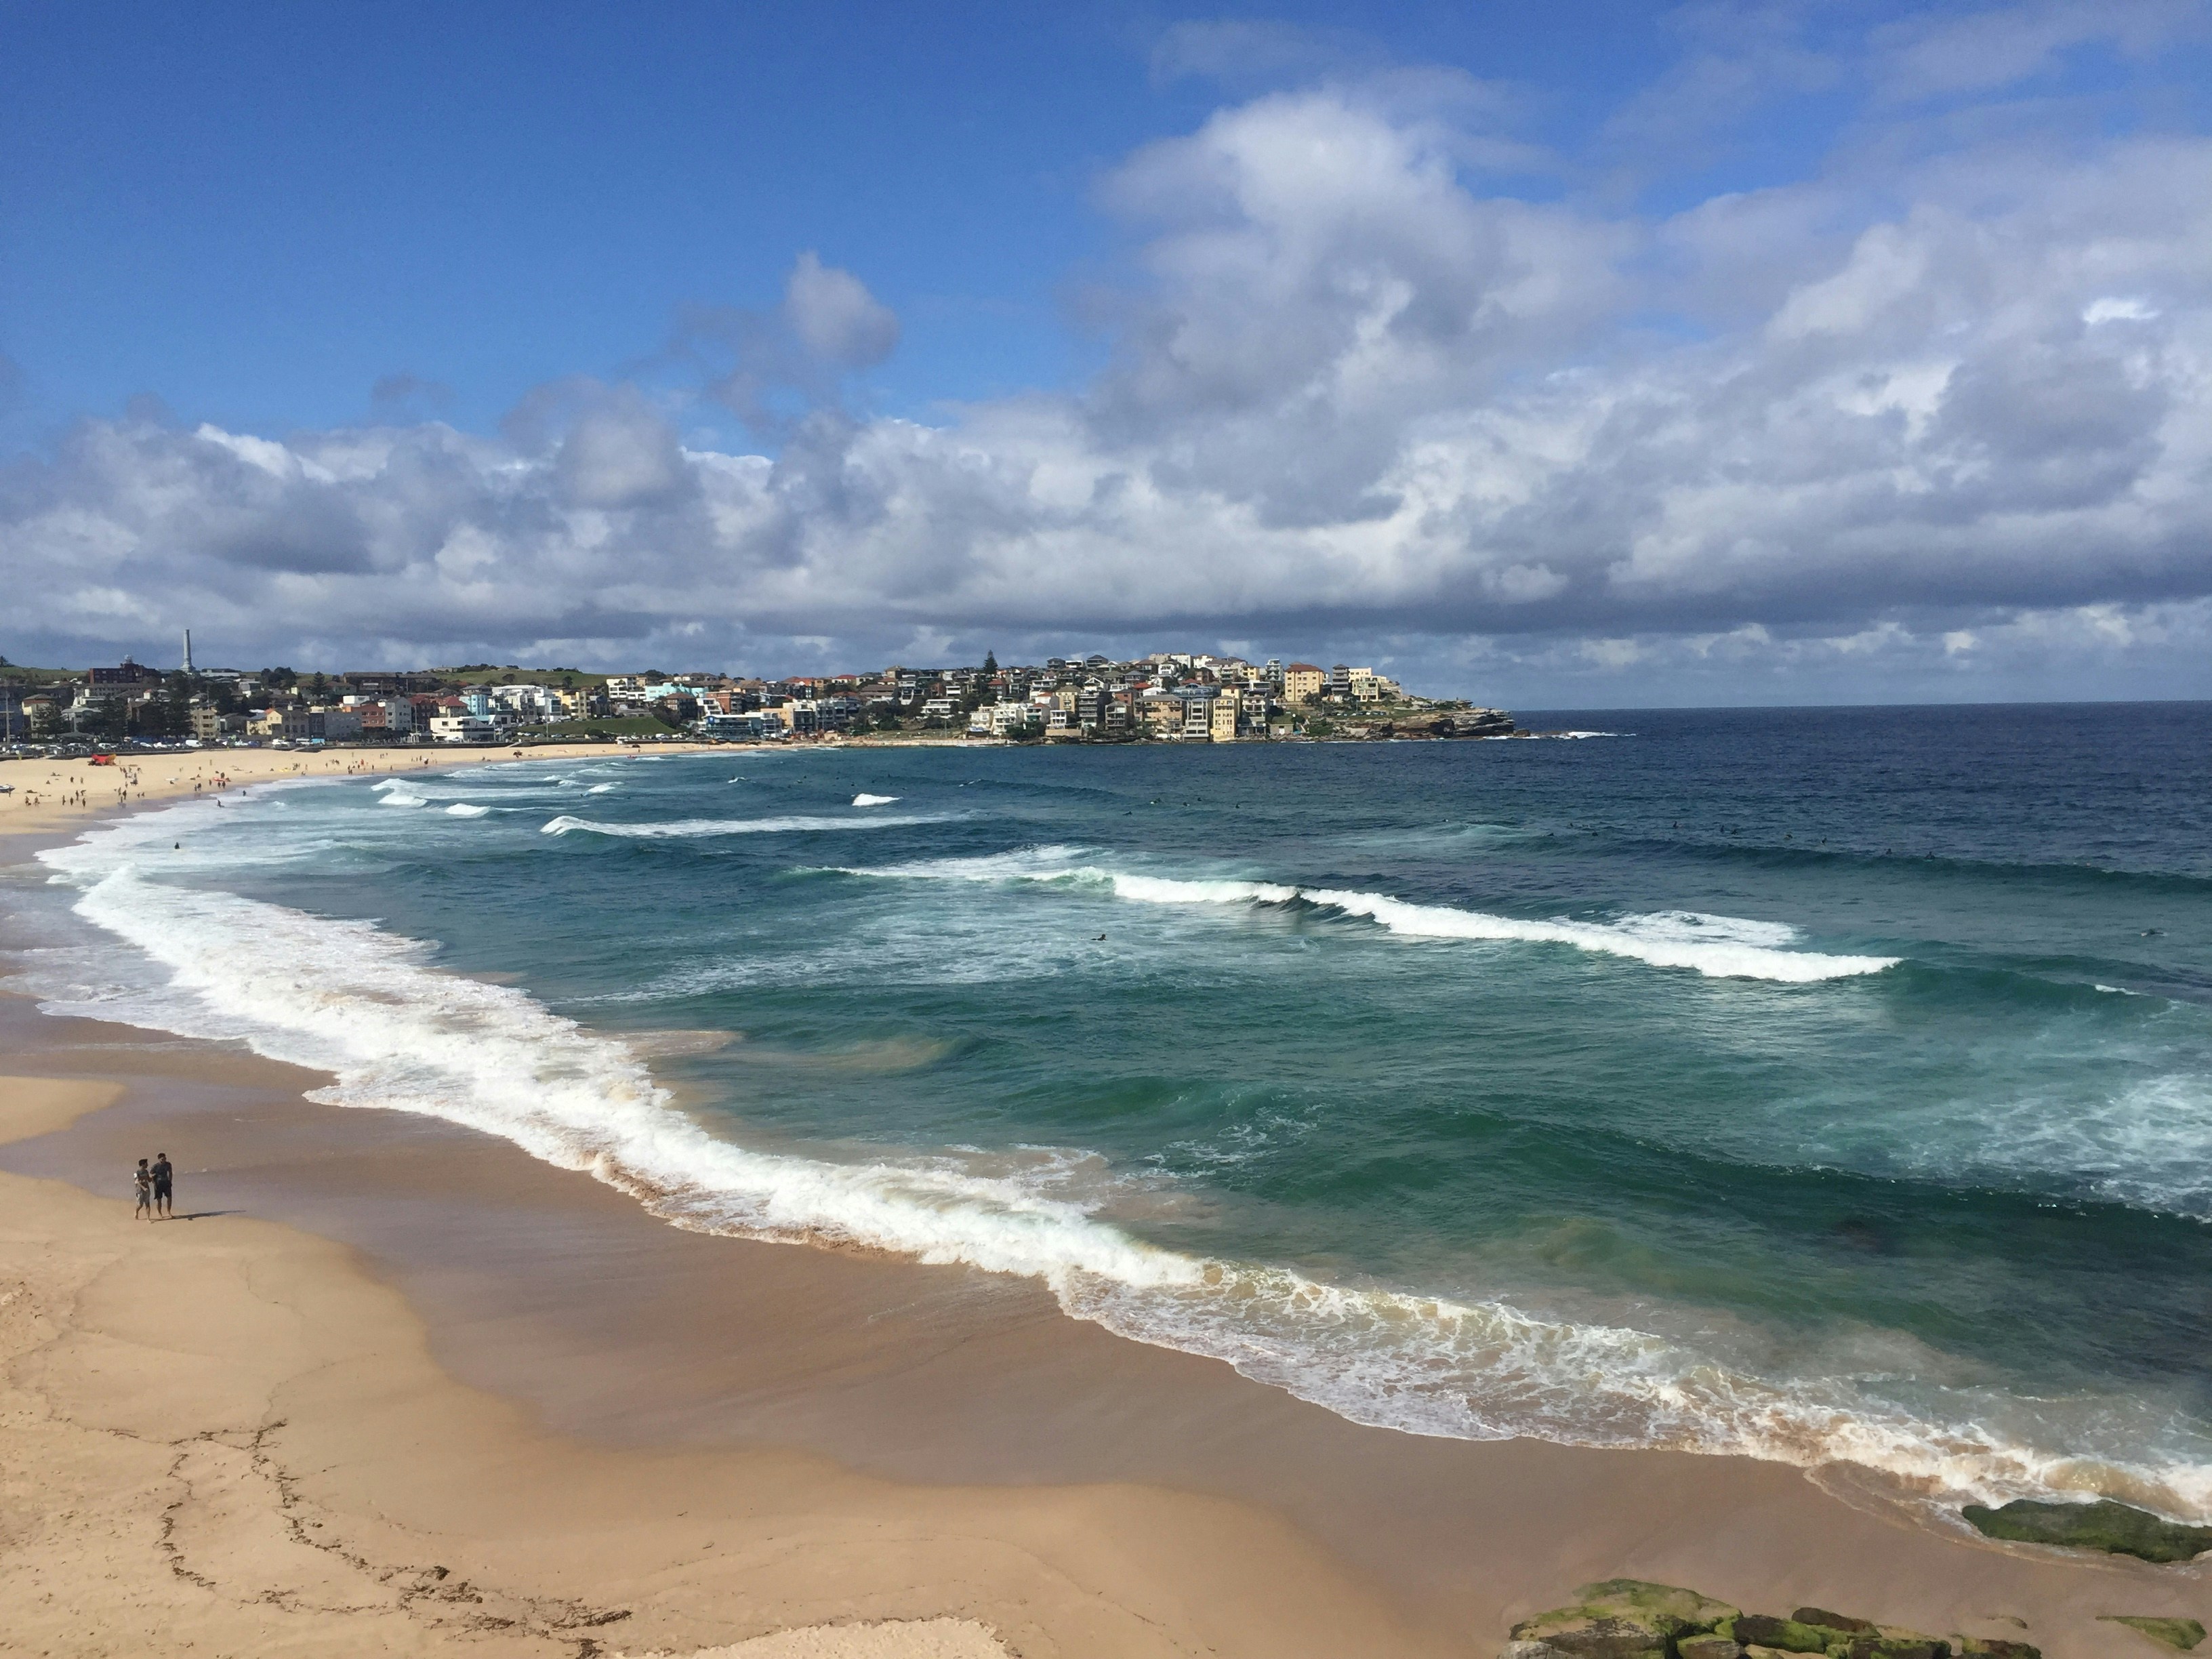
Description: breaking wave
xmin=840 ymin=854 xmax=1897 ymax=983
xmin=541 ymin=813 xmax=954 ymax=838
xmin=30 ymin=817 xmax=2208 ymax=1523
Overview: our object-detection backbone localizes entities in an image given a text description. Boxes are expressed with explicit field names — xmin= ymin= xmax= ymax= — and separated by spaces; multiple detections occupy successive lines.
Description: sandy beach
xmin=3 ymin=761 xmax=2207 ymax=1658
xmin=0 ymin=741 xmax=648 ymax=838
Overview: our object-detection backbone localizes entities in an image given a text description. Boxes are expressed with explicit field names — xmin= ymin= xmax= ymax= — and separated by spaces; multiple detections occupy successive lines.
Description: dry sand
xmin=2 ymin=762 xmax=2207 ymax=1658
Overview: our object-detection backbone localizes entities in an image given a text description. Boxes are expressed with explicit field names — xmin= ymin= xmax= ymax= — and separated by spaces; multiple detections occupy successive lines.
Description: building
xmin=1210 ymin=692 xmax=1240 ymax=742
xmin=1282 ymin=664 xmax=1325 ymax=703
xmin=429 ymin=712 xmax=498 ymax=743
xmin=88 ymin=658 xmax=163 ymax=693
xmin=187 ymin=704 xmax=243 ymax=741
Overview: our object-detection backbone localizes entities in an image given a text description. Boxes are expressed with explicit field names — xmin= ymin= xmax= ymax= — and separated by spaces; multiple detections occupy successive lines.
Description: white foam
xmin=378 ymin=788 xmax=430 ymax=808
xmin=1897 ymin=1072 xmax=2212 ymax=1221
xmin=29 ymin=847 xmax=2206 ymax=1521
xmin=32 ymin=805 xmax=2206 ymax=1525
xmin=827 ymin=846 xmax=1090 ymax=882
xmin=445 ymin=802 xmax=493 ymax=818
xmin=541 ymin=813 xmax=954 ymax=838
xmin=853 ymin=793 xmax=901 ymax=806
xmin=588 ymin=783 xmax=619 ymax=794
xmin=841 ymin=856 xmax=1895 ymax=983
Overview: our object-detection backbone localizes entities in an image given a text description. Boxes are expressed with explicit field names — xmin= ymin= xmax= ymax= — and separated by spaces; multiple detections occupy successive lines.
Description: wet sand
xmin=3 ymin=787 xmax=2207 ymax=1656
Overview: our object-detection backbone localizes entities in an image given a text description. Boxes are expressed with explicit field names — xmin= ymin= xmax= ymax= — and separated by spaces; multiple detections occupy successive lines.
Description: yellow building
xmin=1282 ymin=664 xmax=1324 ymax=703
xmin=1210 ymin=691 xmax=1239 ymax=741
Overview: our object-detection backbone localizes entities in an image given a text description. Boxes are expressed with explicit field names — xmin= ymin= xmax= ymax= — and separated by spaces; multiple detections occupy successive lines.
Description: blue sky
xmin=6 ymin=1 xmax=2212 ymax=703
xmin=3 ymin=1 xmax=1738 ymax=435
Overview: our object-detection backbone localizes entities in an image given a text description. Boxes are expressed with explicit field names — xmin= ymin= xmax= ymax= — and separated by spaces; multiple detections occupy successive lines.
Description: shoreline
xmin=0 ymin=739 xmax=645 ymax=838
xmin=3 ymin=784 xmax=2207 ymax=1656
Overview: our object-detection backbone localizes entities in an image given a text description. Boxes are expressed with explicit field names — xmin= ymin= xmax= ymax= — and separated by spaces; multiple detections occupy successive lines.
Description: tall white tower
xmin=182 ymin=629 xmax=194 ymax=674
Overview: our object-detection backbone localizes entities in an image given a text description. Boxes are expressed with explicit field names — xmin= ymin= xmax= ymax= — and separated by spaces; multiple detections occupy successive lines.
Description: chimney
xmin=182 ymin=628 xmax=194 ymax=674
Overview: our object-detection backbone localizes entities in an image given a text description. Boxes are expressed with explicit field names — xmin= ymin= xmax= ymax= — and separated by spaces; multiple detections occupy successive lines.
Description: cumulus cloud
xmin=781 ymin=251 xmax=901 ymax=367
xmin=5 ymin=12 xmax=2212 ymax=702
xmin=676 ymin=251 xmax=899 ymax=433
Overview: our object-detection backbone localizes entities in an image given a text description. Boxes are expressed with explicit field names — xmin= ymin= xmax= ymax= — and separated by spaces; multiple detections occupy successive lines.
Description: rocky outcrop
xmin=1500 ymin=1582 xmax=2043 ymax=1659
xmin=1961 ymin=1498 xmax=2212 ymax=1563
xmin=2099 ymin=1616 xmax=2208 ymax=1652
xmin=1509 ymin=1580 xmax=1738 ymax=1656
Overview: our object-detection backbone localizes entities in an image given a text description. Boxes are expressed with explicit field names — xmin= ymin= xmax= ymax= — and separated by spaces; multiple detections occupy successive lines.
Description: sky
xmin=5 ymin=0 xmax=2212 ymax=706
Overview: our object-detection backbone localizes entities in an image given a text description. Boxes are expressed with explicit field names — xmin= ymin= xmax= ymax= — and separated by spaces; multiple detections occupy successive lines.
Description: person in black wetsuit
xmin=151 ymin=1152 xmax=173 ymax=1218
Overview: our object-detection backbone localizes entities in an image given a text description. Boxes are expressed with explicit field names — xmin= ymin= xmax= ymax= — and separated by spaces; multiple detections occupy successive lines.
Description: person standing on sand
xmin=133 ymin=1158 xmax=152 ymax=1220
xmin=151 ymin=1152 xmax=173 ymax=1218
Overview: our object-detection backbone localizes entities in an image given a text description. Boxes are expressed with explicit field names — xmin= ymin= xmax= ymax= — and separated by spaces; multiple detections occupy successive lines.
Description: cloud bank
xmin=7 ymin=9 xmax=2212 ymax=703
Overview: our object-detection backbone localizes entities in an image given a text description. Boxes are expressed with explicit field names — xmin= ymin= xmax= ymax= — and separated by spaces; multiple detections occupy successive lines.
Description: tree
xmin=982 ymin=650 xmax=998 ymax=676
xmin=262 ymin=666 xmax=298 ymax=691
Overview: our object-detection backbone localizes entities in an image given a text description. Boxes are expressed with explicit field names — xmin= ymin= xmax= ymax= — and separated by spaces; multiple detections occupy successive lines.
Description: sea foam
xmin=32 ymin=803 xmax=2207 ymax=1526
xmin=32 ymin=830 xmax=2205 ymax=1523
xmin=541 ymin=812 xmax=952 ymax=838
xmin=842 ymin=855 xmax=1897 ymax=983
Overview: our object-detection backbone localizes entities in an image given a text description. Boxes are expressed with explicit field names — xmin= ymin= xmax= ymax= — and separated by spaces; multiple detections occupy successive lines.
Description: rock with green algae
xmin=1721 ymin=1614 xmax=1846 ymax=1653
xmin=1961 ymin=1498 xmax=2212 ymax=1563
xmin=2100 ymin=1616 xmax=2208 ymax=1652
xmin=1795 ymin=1610 xmax=1878 ymax=1635
xmin=1677 ymin=1637 xmax=1744 ymax=1659
xmin=1719 ymin=1612 xmax=1951 ymax=1658
xmin=1950 ymin=1641 xmax=2039 ymax=1659
xmin=1509 ymin=1579 xmax=1741 ymax=1656
xmin=1853 ymin=1634 xmax=1948 ymax=1659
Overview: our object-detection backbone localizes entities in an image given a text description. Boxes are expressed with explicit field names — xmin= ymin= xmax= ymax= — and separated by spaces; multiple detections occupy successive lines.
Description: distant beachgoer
xmin=133 ymin=1158 xmax=152 ymax=1220
xmin=151 ymin=1152 xmax=173 ymax=1218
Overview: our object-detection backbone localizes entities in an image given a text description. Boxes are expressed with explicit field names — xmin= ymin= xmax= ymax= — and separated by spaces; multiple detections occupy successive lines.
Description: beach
xmin=3 ymin=726 xmax=2209 ymax=1658
xmin=0 ymin=741 xmax=647 ymax=838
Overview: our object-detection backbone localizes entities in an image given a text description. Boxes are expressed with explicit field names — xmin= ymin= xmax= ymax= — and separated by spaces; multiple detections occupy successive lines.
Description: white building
xmin=430 ymin=713 xmax=498 ymax=743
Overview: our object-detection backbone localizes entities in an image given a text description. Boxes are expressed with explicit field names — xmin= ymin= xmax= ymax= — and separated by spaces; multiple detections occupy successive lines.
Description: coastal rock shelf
xmin=1500 ymin=1580 xmax=2043 ymax=1659
xmin=2100 ymin=1616 xmax=2208 ymax=1652
xmin=1961 ymin=1499 xmax=2212 ymax=1564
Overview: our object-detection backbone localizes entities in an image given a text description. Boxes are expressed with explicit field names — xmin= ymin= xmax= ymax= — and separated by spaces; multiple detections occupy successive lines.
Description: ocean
xmin=19 ymin=703 xmax=2212 ymax=1522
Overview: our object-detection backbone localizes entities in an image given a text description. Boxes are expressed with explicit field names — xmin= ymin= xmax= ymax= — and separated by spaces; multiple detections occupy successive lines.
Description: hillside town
xmin=0 ymin=643 xmax=1515 ymax=752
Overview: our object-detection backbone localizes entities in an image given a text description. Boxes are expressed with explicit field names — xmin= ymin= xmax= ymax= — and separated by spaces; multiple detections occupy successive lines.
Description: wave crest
xmin=841 ymin=855 xmax=1896 ymax=983
xmin=542 ymin=812 xmax=952 ymax=838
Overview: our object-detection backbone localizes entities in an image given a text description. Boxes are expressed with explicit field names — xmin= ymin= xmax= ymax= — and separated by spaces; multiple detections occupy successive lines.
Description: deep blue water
xmin=28 ymin=703 xmax=2212 ymax=1518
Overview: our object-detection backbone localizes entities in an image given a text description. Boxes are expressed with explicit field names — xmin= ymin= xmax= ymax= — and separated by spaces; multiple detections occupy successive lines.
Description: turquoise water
xmin=26 ymin=703 xmax=2212 ymax=1517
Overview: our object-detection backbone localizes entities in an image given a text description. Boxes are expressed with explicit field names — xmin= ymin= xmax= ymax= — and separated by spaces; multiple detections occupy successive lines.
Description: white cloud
xmin=782 ymin=251 xmax=901 ymax=367
xmin=6 ymin=52 xmax=2212 ymax=703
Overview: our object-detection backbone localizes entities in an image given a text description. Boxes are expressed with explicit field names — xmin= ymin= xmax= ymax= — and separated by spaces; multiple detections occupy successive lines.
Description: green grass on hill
xmin=430 ymin=664 xmax=613 ymax=690
xmin=0 ymin=660 xmax=86 ymax=684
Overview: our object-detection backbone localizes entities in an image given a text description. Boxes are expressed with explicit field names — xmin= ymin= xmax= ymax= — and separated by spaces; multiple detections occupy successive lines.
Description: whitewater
xmin=22 ymin=708 xmax=2212 ymax=1528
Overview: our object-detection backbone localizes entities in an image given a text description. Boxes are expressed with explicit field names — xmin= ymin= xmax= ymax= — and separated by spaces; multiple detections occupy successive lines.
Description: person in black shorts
xmin=133 ymin=1158 xmax=153 ymax=1220
xmin=151 ymin=1151 xmax=173 ymax=1219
